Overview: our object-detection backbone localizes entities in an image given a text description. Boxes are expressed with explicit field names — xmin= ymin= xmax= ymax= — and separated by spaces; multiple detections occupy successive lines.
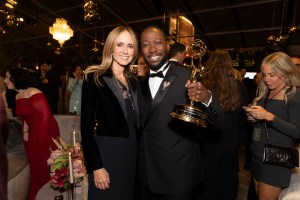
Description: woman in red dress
xmin=4 ymin=68 xmax=60 ymax=200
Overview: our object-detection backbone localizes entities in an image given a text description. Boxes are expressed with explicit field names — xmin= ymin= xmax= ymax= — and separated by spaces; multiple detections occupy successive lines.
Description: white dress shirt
xmin=149 ymin=62 xmax=212 ymax=106
xmin=149 ymin=62 xmax=170 ymax=98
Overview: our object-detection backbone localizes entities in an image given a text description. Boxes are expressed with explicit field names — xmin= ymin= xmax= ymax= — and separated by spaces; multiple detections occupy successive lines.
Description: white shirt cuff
xmin=201 ymin=90 xmax=212 ymax=107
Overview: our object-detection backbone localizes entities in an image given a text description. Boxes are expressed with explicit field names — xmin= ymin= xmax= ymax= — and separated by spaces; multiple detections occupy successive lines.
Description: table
xmin=278 ymin=148 xmax=300 ymax=200
xmin=36 ymin=175 xmax=88 ymax=200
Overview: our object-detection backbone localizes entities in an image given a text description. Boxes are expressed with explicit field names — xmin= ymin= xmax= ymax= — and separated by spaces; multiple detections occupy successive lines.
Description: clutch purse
xmin=263 ymin=122 xmax=299 ymax=169
xmin=263 ymin=144 xmax=299 ymax=169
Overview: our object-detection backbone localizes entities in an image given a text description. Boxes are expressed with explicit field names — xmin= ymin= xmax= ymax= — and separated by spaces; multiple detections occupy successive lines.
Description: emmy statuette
xmin=170 ymin=39 xmax=213 ymax=127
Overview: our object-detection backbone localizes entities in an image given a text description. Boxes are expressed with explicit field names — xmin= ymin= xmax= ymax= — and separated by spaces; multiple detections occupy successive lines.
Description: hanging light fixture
xmin=49 ymin=18 xmax=74 ymax=48
xmin=289 ymin=0 xmax=299 ymax=34
xmin=274 ymin=0 xmax=289 ymax=46
xmin=266 ymin=1 xmax=289 ymax=46
xmin=92 ymin=40 xmax=100 ymax=52
xmin=92 ymin=27 xmax=99 ymax=52
xmin=84 ymin=0 xmax=100 ymax=24
xmin=0 ymin=27 xmax=5 ymax=36
xmin=5 ymin=0 xmax=18 ymax=9
xmin=266 ymin=3 xmax=276 ymax=44
xmin=0 ymin=0 xmax=22 ymax=27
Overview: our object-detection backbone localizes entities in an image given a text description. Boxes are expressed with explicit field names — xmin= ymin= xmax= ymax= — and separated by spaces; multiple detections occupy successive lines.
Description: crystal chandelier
xmin=84 ymin=0 xmax=100 ymax=24
xmin=49 ymin=18 xmax=74 ymax=48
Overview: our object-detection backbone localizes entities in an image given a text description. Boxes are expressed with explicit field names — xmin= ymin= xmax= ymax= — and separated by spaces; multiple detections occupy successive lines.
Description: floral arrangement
xmin=47 ymin=137 xmax=86 ymax=192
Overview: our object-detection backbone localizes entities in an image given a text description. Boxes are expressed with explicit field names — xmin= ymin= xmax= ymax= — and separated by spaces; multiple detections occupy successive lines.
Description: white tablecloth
xmin=36 ymin=175 xmax=88 ymax=200
xmin=278 ymin=148 xmax=300 ymax=200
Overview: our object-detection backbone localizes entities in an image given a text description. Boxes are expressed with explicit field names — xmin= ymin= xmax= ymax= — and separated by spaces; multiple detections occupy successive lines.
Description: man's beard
xmin=144 ymin=55 xmax=168 ymax=72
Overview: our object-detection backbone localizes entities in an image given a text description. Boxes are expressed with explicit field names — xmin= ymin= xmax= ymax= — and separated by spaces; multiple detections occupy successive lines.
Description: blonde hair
xmin=254 ymin=52 xmax=300 ymax=104
xmin=84 ymin=26 xmax=138 ymax=85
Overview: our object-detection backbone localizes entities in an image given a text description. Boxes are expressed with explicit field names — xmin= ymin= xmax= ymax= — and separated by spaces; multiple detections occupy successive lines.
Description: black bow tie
xmin=149 ymin=71 xmax=164 ymax=78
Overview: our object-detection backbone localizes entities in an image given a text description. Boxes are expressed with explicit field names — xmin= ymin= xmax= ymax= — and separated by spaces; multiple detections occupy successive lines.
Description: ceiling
xmin=0 ymin=0 xmax=299 ymax=68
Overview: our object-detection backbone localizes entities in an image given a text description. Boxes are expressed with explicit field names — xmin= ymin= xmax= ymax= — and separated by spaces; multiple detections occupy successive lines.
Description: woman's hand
xmin=73 ymin=72 xmax=78 ymax=80
xmin=23 ymin=122 xmax=29 ymax=141
xmin=23 ymin=132 xmax=29 ymax=141
xmin=244 ymin=105 xmax=275 ymax=122
xmin=93 ymin=168 xmax=110 ymax=190
xmin=244 ymin=108 xmax=258 ymax=123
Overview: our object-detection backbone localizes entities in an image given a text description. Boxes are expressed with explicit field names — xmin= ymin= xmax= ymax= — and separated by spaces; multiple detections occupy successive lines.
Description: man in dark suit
xmin=40 ymin=60 xmax=62 ymax=114
xmin=138 ymin=26 xmax=223 ymax=200
xmin=168 ymin=42 xmax=186 ymax=65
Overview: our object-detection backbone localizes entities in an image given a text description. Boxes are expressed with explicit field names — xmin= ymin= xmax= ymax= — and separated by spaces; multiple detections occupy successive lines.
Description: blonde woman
xmin=244 ymin=52 xmax=300 ymax=200
xmin=81 ymin=26 xmax=142 ymax=200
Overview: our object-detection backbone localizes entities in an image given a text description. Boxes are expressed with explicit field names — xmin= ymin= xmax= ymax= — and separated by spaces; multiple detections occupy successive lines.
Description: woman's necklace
xmin=113 ymin=76 xmax=135 ymax=110
xmin=268 ymin=84 xmax=287 ymax=99
xmin=114 ymin=76 xmax=127 ymax=89
xmin=264 ymin=85 xmax=287 ymax=107
xmin=113 ymin=76 xmax=130 ymax=98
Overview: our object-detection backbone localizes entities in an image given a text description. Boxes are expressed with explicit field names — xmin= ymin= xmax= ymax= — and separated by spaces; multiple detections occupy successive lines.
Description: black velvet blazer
xmin=80 ymin=70 xmax=143 ymax=173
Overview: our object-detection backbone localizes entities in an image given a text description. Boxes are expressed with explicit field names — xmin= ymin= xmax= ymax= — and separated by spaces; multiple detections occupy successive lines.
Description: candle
xmin=68 ymin=152 xmax=74 ymax=184
xmin=72 ymin=131 xmax=76 ymax=146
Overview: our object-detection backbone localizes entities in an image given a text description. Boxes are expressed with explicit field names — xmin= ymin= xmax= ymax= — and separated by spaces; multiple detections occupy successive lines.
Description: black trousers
xmin=193 ymin=150 xmax=239 ymax=200
xmin=140 ymin=184 xmax=193 ymax=200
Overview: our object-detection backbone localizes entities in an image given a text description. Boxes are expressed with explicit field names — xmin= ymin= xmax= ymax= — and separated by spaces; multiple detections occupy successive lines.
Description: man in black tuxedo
xmin=168 ymin=42 xmax=186 ymax=65
xmin=138 ymin=26 xmax=223 ymax=200
xmin=40 ymin=60 xmax=62 ymax=114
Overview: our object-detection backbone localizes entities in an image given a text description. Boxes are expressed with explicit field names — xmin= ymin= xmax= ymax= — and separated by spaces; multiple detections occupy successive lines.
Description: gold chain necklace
xmin=113 ymin=75 xmax=135 ymax=110
xmin=113 ymin=76 xmax=127 ymax=90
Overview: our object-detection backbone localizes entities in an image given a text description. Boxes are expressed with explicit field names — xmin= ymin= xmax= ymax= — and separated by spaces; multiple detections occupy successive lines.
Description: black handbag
xmin=262 ymin=123 xmax=299 ymax=169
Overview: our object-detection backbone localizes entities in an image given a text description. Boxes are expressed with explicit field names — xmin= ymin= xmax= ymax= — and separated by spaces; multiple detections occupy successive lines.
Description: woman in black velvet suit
xmin=81 ymin=26 xmax=143 ymax=200
xmin=195 ymin=49 xmax=248 ymax=200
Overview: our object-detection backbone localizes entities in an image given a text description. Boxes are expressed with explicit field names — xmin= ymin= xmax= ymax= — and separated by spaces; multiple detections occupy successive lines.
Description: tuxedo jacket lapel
xmin=147 ymin=67 xmax=178 ymax=122
xmin=103 ymin=76 xmax=128 ymax=120
xmin=151 ymin=75 xmax=176 ymax=110
xmin=128 ymin=78 xmax=141 ymax=128
xmin=128 ymin=78 xmax=138 ymax=112
xmin=140 ymin=77 xmax=152 ymax=107
xmin=139 ymin=77 xmax=152 ymax=125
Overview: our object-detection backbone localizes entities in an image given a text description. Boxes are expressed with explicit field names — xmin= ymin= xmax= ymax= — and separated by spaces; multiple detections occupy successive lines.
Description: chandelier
xmin=49 ymin=18 xmax=73 ymax=48
xmin=0 ymin=0 xmax=23 ymax=28
xmin=84 ymin=0 xmax=100 ymax=24
xmin=266 ymin=1 xmax=299 ymax=46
